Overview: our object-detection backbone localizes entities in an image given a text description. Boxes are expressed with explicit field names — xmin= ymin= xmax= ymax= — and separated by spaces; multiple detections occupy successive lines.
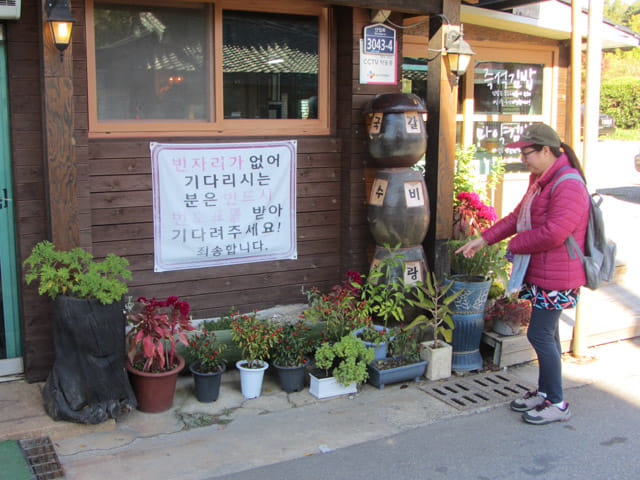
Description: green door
xmin=0 ymin=24 xmax=23 ymax=376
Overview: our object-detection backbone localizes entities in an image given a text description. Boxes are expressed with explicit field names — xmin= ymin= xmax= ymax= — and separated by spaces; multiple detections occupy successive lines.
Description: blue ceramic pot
xmin=447 ymin=275 xmax=492 ymax=372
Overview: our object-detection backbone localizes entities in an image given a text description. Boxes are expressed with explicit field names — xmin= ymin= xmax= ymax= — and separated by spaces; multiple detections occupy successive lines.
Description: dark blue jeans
xmin=526 ymin=308 xmax=564 ymax=403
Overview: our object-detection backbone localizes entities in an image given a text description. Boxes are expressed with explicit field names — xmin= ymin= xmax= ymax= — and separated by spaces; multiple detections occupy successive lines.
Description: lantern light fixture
xmin=45 ymin=0 xmax=76 ymax=60
xmin=444 ymin=29 xmax=475 ymax=79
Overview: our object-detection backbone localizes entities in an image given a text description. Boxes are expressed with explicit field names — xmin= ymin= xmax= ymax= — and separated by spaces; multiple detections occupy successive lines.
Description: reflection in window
xmin=474 ymin=121 xmax=538 ymax=173
xmin=474 ymin=62 xmax=543 ymax=115
xmin=223 ymin=11 xmax=318 ymax=119
xmin=401 ymin=57 xmax=428 ymax=105
xmin=94 ymin=3 xmax=208 ymax=121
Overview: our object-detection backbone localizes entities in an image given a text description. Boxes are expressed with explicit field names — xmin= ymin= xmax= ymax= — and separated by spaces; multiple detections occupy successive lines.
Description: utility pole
xmin=573 ymin=0 xmax=604 ymax=358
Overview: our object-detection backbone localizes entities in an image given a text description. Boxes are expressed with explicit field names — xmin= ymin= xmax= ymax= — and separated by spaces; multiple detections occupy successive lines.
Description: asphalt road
xmin=211 ymin=370 xmax=640 ymax=480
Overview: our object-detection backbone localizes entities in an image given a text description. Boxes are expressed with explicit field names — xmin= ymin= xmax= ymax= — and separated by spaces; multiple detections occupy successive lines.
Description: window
xmin=223 ymin=11 xmax=318 ymax=120
xmin=457 ymin=45 xmax=557 ymax=173
xmin=86 ymin=1 xmax=330 ymax=137
xmin=473 ymin=62 xmax=543 ymax=115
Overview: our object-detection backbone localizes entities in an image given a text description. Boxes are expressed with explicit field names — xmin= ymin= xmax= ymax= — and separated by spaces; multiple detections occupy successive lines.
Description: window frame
xmin=85 ymin=0 xmax=331 ymax=138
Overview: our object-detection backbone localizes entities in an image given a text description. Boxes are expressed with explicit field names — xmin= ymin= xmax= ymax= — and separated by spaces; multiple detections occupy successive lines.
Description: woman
xmin=456 ymin=123 xmax=590 ymax=425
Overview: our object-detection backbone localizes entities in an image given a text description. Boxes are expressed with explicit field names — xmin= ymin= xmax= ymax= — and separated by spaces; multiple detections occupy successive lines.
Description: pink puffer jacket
xmin=481 ymin=155 xmax=590 ymax=290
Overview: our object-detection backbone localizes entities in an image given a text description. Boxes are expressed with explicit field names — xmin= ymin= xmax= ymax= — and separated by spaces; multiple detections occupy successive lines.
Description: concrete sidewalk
xmin=1 ymin=334 xmax=638 ymax=480
xmin=2 ymin=267 xmax=639 ymax=479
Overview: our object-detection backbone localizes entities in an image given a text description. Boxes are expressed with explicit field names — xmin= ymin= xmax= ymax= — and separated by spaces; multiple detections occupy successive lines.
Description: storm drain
xmin=421 ymin=371 xmax=533 ymax=410
xmin=18 ymin=437 xmax=65 ymax=480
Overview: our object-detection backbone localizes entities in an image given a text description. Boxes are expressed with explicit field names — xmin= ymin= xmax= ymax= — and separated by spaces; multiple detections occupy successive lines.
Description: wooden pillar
xmin=424 ymin=0 xmax=460 ymax=279
xmin=40 ymin=0 xmax=78 ymax=250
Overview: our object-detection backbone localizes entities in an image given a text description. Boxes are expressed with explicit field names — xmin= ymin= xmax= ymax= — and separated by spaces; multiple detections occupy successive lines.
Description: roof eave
xmin=461 ymin=4 xmax=640 ymax=50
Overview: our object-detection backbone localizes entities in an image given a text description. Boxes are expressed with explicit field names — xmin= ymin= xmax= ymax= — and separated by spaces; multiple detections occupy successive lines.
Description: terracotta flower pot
xmin=127 ymin=354 xmax=185 ymax=413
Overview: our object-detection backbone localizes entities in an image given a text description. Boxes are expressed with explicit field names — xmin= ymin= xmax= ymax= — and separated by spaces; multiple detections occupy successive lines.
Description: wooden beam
xmin=41 ymin=0 xmax=78 ymax=250
xmin=424 ymin=0 xmax=460 ymax=279
xmin=328 ymin=0 xmax=441 ymax=15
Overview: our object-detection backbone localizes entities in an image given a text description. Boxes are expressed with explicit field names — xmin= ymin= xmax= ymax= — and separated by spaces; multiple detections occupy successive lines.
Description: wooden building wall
xmin=6 ymin=2 xmax=572 ymax=381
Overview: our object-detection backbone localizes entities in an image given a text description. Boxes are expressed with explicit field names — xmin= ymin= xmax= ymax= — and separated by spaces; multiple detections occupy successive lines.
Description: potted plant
xmin=352 ymin=246 xmax=417 ymax=357
xmin=447 ymin=236 xmax=510 ymax=372
xmin=406 ymin=272 xmax=463 ymax=381
xmin=187 ymin=329 xmax=226 ymax=402
xmin=231 ymin=311 xmax=277 ymax=399
xmin=352 ymin=319 xmax=393 ymax=361
xmin=23 ymin=240 xmax=135 ymax=424
xmin=356 ymin=245 xmax=416 ymax=328
xmin=126 ymin=295 xmax=195 ymax=413
xmin=309 ymin=334 xmax=374 ymax=399
xmin=301 ymin=270 xmax=365 ymax=344
xmin=484 ymin=281 xmax=506 ymax=332
xmin=488 ymin=293 xmax=532 ymax=336
xmin=366 ymin=326 xmax=427 ymax=389
xmin=271 ymin=320 xmax=316 ymax=393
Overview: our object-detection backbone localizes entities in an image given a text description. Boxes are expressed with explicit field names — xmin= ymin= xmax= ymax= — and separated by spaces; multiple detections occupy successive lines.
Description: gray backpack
xmin=552 ymin=169 xmax=617 ymax=290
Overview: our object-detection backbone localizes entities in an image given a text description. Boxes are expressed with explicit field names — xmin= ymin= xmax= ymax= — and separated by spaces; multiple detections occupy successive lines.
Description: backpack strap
xmin=549 ymin=168 xmax=588 ymax=260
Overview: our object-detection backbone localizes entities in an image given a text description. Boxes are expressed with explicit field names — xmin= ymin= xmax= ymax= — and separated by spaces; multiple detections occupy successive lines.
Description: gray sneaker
xmin=522 ymin=400 xmax=572 ymax=425
xmin=510 ymin=390 xmax=546 ymax=412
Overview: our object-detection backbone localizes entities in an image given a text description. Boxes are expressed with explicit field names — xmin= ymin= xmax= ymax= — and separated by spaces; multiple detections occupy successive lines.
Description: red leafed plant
xmin=452 ymin=191 xmax=497 ymax=240
xmin=486 ymin=293 xmax=532 ymax=334
xmin=126 ymin=296 xmax=195 ymax=372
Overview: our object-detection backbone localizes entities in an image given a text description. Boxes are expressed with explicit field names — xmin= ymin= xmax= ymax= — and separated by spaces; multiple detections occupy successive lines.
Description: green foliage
xmin=356 ymin=245 xmax=416 ymax=326
xmin=485 ymin=156 xmax=505 ymax=195
xmin=187 ymin=329 xmax=226 ymax=373
xmin=406 ymin=273 xmax=462 ymax=348
xmin=607 ymin=128 xmax=640 ymax=140
xmin=448 ymin=238 xmax=510 ymax=285
xmin=301 ymin=275 xmax=365 ymax=344
xmin=355 ymin=321 xmax=392 ymax=347
xmin=24 ymin=240 xmax=132 ymax=305
xmin=271 ymin=321 xmax=316 ymax=367
xmin=454 ymin=145 xmax=479 ymax=201
xmin=201 ymin=307 xmax=240 ymax=331
xmin=601 ymin=77 xmax=640 ymax=129
xmin=387 ymin=326 xmax=421 ymax=362
xmin=314 ymin=334 xmax=375 ymax=386
xmin=488 ymin=281 xmax=506 ymax=301
xmin=231 ymin=312 xmax=278 ymax=368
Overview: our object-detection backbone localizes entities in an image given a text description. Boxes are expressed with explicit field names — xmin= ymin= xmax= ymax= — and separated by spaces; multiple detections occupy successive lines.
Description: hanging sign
xmin=360 ymin=23 xmax=397 ymax=85
xmin=150 ymin=141 xmax=297 ymax=272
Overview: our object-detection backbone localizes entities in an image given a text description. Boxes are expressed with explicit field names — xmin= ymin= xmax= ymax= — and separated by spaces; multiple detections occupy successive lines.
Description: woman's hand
xmin=455 ymin=236 xmax=487 ymax=258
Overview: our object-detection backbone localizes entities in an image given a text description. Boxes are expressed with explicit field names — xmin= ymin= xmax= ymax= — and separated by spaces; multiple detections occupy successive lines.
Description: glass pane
xmin=223 ymin=11 xmax=318 ymax=119
xmin=401 ymin=57 xmax=427 ymax=105
xmin=473 ymin=121 xmax=537 ymax=173
xmin=94 ymin=3 xmax=208 ymax=121
xmin=473 ymin=62 xmax=543 ymax=115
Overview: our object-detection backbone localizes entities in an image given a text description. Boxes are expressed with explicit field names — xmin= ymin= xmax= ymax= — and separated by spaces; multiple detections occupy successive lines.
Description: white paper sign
xmin=150 ymin=141 xmax=297 ymax=272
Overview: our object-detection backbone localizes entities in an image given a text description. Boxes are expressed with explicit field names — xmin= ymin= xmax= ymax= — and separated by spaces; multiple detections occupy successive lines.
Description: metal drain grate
xmin=421 ymin=371 xmax=533 ymax=410
xmin=18 ymin=437 xmax=65 ymax=480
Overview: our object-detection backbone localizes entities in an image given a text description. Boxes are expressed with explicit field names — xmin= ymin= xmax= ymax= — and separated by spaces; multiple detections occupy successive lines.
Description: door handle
xmin=1 ymin=187 xmax=11 ymax=209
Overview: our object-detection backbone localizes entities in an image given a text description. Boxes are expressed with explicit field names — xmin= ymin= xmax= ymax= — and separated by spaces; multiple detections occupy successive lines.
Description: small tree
xmin=406 ymin=273 xmax=463 ymax=348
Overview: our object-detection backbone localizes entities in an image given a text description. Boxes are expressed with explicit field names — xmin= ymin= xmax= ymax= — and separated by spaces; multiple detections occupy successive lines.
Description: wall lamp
xmin=444 ymin=29 xmax=475 ymax=80
xmin=45 ymin=0 xmax=76 ymax=60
